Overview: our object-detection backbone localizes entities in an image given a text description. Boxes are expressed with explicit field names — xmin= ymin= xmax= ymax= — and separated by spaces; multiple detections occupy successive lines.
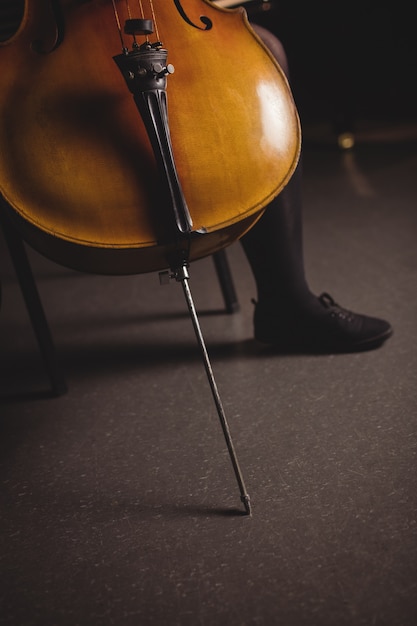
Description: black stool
xmin=0 ymin=210 xmax=239 ymax=396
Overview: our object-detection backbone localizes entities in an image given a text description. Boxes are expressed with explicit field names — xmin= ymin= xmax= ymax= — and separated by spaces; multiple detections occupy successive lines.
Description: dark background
xmin=248 ymin=0 xmax=416 ymax=129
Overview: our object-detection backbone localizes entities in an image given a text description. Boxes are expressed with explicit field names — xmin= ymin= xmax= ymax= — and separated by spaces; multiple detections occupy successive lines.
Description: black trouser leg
xmin=240 ymin=159 xmax=316 ymax=310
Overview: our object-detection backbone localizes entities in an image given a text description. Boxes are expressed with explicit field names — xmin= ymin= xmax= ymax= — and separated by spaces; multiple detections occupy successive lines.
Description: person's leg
xmin=241 ymin=158 xmax=313 ymax=308
xmin=244 ymin=24 xmax=314 ymax=306
xmin=240 ymin=24 xmax=392 ymax=352
xmin=251 ymin=23 xmax=290 ymax=77
xmin=240 ymin=163 xmax=392 ymax=352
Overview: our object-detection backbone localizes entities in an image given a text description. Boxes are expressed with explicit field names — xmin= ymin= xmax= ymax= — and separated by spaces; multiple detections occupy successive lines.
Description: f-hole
xmin=0 ymin=0 xmax=25 ymax=42
xmin=173 ymin=0 xmax=213 ymax=30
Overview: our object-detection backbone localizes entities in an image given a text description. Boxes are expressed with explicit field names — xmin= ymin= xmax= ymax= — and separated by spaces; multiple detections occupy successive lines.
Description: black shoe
xmin=253 ymin=292 xmax=393 ymax=353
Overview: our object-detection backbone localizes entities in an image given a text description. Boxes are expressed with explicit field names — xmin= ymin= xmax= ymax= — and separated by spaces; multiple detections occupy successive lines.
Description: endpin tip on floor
xmin=241 ymin=494 xmax=252 ymax=516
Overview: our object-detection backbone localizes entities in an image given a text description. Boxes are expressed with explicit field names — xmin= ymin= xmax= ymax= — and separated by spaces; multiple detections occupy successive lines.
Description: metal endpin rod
xmin=174 ymin=264 xmax=251 ymax=516
xmin=115 ymin=35 xmax=251 ymax=515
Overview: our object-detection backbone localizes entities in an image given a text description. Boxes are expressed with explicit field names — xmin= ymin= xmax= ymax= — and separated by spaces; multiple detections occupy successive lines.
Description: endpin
xmin=241 ymin=494 xmax=252 ymax=516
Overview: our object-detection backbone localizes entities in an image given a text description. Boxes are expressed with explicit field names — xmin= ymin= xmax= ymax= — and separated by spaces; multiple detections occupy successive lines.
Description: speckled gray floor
xmin=1 ymin=129 xmax=416 ymax=625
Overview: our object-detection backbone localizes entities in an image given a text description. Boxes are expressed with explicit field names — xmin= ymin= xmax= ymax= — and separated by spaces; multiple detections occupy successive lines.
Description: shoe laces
xmin=318 ymin=292 xmax=355 ymax=322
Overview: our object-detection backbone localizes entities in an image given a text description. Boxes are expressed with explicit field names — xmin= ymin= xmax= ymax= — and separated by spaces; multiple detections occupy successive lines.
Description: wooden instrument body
xmin=0 ymin=0 xmax=300 ymax=274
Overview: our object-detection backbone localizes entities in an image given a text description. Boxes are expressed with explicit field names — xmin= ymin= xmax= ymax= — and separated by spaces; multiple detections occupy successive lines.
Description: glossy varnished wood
xmin=0 ymin=0 xmax=300 ymax=273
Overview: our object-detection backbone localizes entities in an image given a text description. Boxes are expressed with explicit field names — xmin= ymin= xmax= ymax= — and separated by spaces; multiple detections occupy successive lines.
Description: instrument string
xmin=147 ymin=0 xmax=161 ymax=43
xmin=136 ymin=0 xmax=145 ymax=20
xmin=110 ymin=0 xmax=125 ymax=49
xmin=124 ymin=0 xmax=139 ymax=46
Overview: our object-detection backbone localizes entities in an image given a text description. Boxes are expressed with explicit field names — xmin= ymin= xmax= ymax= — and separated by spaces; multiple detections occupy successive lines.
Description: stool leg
xmin=212 ymin=250 xmax=239 ymax=314
xmin=1 ymin=213 xmax=67 ymax=396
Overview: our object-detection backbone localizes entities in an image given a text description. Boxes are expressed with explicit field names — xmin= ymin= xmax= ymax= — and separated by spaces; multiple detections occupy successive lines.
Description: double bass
xmin=0 ymin=1 xmax=301 ymax=512
xmin=0 ymin=0 xmax=300 ymax=275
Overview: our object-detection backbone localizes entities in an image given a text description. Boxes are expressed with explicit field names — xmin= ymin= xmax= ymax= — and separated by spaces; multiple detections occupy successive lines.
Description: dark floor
xmin=1 ymin=121 xmax=417 ymax=625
